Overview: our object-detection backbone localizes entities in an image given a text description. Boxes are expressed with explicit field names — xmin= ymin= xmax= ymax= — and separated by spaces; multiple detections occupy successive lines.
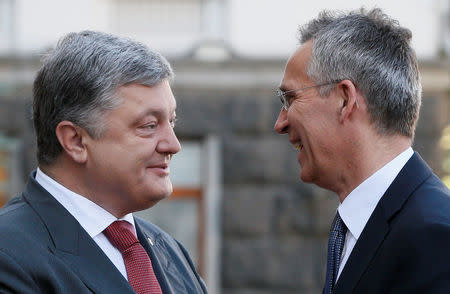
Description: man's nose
xmin=274 ymin=108 xmax=289 ymax=134
xmin=157 ymin=125 xmax=181 ymax=155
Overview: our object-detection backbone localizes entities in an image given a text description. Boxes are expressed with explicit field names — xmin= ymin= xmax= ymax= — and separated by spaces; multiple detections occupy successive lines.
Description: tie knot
xmin=104 ymin=221 xmax=139 ymax=252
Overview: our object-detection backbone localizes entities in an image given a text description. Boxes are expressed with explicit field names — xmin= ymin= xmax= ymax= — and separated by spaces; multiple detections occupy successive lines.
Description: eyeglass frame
xmin=276 ymin=80 xmax=341 ymax=111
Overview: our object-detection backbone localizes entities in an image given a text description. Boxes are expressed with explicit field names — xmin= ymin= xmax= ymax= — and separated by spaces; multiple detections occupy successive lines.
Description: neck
xmin=39 ymin=157 xmax=129 ymax=219
xmin=335 ymin=133 xmax=412 ymax=202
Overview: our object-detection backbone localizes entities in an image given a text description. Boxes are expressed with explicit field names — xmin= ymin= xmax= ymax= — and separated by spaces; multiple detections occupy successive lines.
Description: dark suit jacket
xmin=333 ymin=153 xmax=450 ymax=294
xmin=0 ymin=172 xmax=207 ymax=294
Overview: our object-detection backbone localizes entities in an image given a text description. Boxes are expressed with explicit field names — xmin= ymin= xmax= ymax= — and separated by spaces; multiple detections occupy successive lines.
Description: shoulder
xmin=0 ymin=194 xmax=52 ymax=254
xmin=0 ymin=195 xmax=44 ymax=236
xmin=0 ymin=196 xmax=61 ymax=291
xmin=388 ymin=182 xmax=450 ymax=290
xmin=389 ymin=172 xmax=450 ymax=243
xmin=405 ymin=173 xmax=450 ymax=222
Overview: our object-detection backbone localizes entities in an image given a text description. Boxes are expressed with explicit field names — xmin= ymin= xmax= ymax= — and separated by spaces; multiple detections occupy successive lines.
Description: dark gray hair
xmin=298 ymin=8 xmax=421 ymax=138
xmin=33 ymin=31 xmax=174 ymax=165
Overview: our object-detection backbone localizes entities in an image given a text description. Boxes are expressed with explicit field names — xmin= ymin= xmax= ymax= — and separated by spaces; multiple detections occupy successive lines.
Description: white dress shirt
xmin=35 ymin=168 xmax=135 ymax=280
xmin=336 ymin=147 xmax=414 ymax=281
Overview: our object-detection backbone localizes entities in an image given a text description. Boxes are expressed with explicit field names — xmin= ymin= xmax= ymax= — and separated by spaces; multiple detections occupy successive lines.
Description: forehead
xmin=117 ymin=81 xmax=176 ymax=111
xmin=280 ymin=40 xmax=313 ymax=91
xmin=108 ymin=81 xmax=176 ymax=124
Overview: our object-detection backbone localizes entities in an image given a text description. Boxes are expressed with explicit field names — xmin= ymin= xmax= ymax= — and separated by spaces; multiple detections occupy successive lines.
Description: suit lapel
xmin=135 ymin=218 xmax=191 ymax=294
xmin=334 ymin=153 xmax=432 ymax=293
xmin=23 ymin=174 xmax=135 ymax=294
xmin=135 ymin=220 xmax=173 ymax=294
xmin=54 ymin=232 xmax=134 ymax=293
xmin=334 ymin=204 xmax=389 ymax=293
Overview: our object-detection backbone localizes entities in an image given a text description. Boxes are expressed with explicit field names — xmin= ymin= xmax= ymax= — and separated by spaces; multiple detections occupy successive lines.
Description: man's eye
xmin=143 ymin=123 xmax=157 ymax=129
xmin=286 ymin=96 xmax=296 ymax=105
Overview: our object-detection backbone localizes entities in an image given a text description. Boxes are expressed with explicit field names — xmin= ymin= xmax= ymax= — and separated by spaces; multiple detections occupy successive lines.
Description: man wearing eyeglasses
xmin=274 ymin=8 xmax=450 ymax=294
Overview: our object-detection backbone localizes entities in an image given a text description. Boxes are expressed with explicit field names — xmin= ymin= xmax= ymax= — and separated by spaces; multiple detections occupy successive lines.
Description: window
xmin=0 ymin=0 xmax=15 ymax=53
xmin=110 ymin=0 xmax=203 ymax=55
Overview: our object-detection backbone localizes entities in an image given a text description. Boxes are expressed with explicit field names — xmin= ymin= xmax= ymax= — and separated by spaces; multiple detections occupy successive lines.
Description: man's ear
xmin=337 ymin=79 xmax=360 ymax=123
xmin=55 ymin=121 xmax=88 ymax=163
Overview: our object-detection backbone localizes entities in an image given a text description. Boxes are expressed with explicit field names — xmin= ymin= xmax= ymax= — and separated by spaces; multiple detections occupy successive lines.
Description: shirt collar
xmin=338 ymin=147 xmax=414 ymax=240
xmin=35 ymin=168 xmax=136 ymax=238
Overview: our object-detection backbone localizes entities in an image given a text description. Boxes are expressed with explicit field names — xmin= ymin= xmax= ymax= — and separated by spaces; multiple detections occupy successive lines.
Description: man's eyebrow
xmin=139 ymin=109 xmax=162 ymax=118
xmin=278 ymin=84 xmax=295 ymax=93
xmin=279 ymin=87 xmax=299 ymax=97
xmin=278 ymin=85 xmax=288 ymax=92
xmin=135 ymin=107 xmax=177 ymax=122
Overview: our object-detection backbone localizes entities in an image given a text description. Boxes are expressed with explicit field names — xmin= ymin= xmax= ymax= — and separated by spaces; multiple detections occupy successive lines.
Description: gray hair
xmin=33 ymin=30 xmax=174 ymax=165
xmin=298 ymin=8 xmax=421 ymax=138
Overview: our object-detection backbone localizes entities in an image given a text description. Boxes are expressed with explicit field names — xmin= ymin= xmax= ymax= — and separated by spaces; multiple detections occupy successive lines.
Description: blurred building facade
xmin=0 ymin=1 xmax=449 ymax=293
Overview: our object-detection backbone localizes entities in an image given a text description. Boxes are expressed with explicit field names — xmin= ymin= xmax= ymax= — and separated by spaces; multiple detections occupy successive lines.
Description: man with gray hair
xmin=274 ymin=8 xmax=450 ymax=294
xmin=0 ymin=31 xmax=207 ymax=293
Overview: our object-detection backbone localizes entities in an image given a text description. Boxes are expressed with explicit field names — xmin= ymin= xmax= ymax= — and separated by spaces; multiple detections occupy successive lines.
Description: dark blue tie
xmin=324 ymin=212 xmax=347 ymax=294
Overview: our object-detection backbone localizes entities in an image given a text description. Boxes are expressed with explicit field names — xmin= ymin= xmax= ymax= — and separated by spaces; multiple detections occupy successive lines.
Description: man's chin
xmin=152 ymin=184 xmax=173 ymax=200
xmin=300 ymin=169 xmax=314 ymax=184
xmin=136 ymin=193 xmax=170 ymax=212
xmin=147 ymin=177 xmax=173 ymax=195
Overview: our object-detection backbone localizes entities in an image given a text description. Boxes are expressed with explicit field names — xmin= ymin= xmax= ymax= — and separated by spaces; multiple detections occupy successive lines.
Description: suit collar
xmin=334 ymin=153 xmax=432 ymax=293
xmin=338 ymin=147 xmax=414 ymax=240
xmin=23 ymin=172 xmax=135 ymax=293
xmin=379 ymin=153 xmax=432 ymax=221
xmin=23 ymin=171 xmax=80 ymax=253
xmin=34 ymin=168 xmax=136 ymax=239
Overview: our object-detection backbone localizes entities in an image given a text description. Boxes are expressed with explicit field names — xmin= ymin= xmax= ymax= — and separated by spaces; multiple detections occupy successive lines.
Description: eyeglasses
xmin=276 ymin=80 xmax=340 ymax=111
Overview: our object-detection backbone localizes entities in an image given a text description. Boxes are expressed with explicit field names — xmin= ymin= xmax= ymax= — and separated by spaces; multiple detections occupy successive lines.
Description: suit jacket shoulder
xmin=0 ymin=194 xmax=99 ymax=293
xmin=0 ymin=173 xmax=207 ymax=293
xmin=335 ymin=153 xmax=450 ymax=294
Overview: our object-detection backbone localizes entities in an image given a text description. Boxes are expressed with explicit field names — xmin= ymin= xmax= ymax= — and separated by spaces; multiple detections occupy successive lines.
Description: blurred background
xmin=0 ymin=0 xmax=448 ymax=293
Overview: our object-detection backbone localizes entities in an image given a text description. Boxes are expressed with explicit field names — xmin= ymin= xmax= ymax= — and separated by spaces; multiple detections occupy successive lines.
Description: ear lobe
xmin=338 ymin=80 xmax=359 ymax=123
xmin=55 ymin=121 xmax=88 ymax=163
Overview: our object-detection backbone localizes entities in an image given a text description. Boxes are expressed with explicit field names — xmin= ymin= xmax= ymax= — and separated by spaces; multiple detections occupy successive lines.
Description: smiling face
xmin=274 ymin=41 xmax=344 ymax=189
xmin=82 ymin=80 xmax=181 ymax=216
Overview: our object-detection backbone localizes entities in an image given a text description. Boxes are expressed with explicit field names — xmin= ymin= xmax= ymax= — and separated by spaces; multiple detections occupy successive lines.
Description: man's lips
xmin=148 ymin=163 xmax=169 ymax=169
xmin=290 ymin=139 xmax=304 ymax=151
xmin=147 ymin=163 xmax=170 ymax=175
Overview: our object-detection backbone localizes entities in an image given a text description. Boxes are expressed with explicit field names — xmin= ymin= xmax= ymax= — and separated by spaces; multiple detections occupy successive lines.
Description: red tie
xmin=104 ymin=221 xmax=162 ymax=294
